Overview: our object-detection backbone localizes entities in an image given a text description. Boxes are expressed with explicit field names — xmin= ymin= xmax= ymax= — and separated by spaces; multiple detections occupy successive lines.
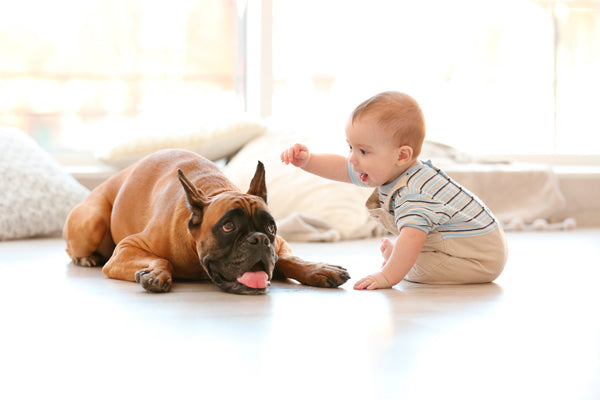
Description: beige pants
xmin=406 ymin=228 xmax=507 ymax=284
xmin=366 ymin=188 xmax=508 ymax=284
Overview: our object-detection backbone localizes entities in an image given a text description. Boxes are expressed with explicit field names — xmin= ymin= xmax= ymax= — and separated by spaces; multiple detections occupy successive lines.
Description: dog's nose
xmin=247 ymin=232 xmax=270 ymax=247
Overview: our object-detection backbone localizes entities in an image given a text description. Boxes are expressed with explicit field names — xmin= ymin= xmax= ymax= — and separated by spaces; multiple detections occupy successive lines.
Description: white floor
xmin=1 ymin=230 xmax=599 ymax=400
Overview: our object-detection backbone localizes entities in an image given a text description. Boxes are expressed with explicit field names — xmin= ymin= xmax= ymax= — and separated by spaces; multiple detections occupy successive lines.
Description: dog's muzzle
xmin=201 ymin=233 xmax=277 ymax=295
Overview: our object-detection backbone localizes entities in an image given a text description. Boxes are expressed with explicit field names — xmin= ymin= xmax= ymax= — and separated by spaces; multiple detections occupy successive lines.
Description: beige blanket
xmin=443 ymin=163 xmax=571 ymax=230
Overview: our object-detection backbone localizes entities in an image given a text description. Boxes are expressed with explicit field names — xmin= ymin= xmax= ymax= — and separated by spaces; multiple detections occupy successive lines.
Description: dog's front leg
xmin=276 ymin=255 xmax=350 ymax=288
xmin=274 ymin=238 xmax=350 ymax=288
xmin=102 ymin=235 xmax=174 ymax=293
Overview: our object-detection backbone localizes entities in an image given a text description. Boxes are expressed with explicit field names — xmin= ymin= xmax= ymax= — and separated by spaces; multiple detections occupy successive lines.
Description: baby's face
xmin=345 ymin=116 xmax=407 ymax=186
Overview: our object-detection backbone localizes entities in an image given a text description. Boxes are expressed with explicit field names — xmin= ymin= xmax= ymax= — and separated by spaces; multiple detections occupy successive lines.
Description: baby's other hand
xmin=280 ymin=143 xmax=310 ymax=168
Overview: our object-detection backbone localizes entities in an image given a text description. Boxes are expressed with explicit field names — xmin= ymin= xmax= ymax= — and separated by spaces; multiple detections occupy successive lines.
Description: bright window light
xmin=270 ymin=0 xmax=600 ymax=156
xmin=0 ymin=0 xmax=243 ymax=152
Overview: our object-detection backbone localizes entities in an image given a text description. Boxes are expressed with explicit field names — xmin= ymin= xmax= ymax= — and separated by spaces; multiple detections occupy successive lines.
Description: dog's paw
xmin=135 ymin=268 xmax=173 ymax=292
xmin=305 ymin=263 xmax=351 ymax=288
xmin=72 ymin=253 xmax=106 ymax=267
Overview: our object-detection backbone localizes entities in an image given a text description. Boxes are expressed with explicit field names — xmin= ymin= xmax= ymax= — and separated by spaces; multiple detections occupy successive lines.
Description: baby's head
xmin=349 ymin=91 xmax=426 ymax=160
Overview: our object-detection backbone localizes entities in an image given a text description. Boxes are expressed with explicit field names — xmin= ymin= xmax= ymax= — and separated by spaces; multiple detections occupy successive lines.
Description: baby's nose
xmin=348 ymin=153 xmax=358 ymax=165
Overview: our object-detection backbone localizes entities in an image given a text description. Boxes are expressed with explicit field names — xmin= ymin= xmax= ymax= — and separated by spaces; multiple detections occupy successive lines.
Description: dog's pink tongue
xmin=237 ymin=271 xmax=269 ymax=289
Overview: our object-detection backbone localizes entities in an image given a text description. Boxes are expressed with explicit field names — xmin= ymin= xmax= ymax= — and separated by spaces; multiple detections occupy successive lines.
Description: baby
xmin=280 ymin=91 xmax=508 ymax=290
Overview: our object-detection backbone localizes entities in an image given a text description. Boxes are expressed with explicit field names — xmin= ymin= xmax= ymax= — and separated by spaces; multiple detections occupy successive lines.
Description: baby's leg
xmin=380 ymin=237 xmax=394 ymax=266
xmin=406 ymin=229 xmax=507 ymax=284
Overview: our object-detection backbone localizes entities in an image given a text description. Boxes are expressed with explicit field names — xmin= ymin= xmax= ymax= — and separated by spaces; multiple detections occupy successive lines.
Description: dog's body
xmin=64 ymin=149 xmax=349 ymax=294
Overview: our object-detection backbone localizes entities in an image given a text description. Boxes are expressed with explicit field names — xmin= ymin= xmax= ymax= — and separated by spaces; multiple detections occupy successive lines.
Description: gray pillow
xmin=0 ymin=127 xmax=89 ymax=240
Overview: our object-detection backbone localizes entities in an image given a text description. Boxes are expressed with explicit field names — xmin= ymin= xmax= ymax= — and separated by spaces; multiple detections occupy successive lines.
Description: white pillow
xmin=0 ymin=127 xmax=90 ymax=240
xmin=224 ymin=128 xmax=382 ymax=241
xmin=95 ymin=113 xmax=266 ymax=169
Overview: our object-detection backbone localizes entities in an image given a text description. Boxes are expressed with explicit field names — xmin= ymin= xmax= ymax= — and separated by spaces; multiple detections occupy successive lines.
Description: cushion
xmin=0 ymin=127 xmax=90 ymax=240
xmin=95 ymin=112 xmax=266 ymax=169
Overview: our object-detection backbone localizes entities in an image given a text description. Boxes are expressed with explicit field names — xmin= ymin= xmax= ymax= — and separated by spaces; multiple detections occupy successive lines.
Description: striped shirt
xmin=349 ymin=160 xmax=498 ymax=239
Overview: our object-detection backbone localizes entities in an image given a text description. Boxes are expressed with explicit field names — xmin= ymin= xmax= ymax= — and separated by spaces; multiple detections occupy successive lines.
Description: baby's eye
xmin=360 ymin=149 xmax=368 ymax=155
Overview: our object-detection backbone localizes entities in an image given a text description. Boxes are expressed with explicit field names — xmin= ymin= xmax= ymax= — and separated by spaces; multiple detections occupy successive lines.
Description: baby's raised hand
xmin=280 ymin=143 xmax=310 ymax=168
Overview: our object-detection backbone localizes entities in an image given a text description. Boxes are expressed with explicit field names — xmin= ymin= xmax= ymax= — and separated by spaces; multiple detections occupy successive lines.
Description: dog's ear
xmin=178 ymin=169 xmax=209 ymax=227
xmin=247 ymin=161 xmax=267 ymax=203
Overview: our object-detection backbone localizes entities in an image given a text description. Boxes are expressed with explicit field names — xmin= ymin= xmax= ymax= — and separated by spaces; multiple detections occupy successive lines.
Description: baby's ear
xmin=396 ymin=145 xmax=414 ymax=164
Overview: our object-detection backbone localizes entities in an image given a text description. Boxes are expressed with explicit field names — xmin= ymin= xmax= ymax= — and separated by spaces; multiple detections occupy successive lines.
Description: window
xmin=3 ymin=0 xmax=599 ymax=158
xmin=270 ymin=0 xmax=600 ymax=156
xmin=0 ymin=0 xmax=243 ymax=153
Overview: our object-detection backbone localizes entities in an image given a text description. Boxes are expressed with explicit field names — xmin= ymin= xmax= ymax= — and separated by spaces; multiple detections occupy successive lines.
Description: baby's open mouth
xmin=360 ymin=173 xmax=368 ymax=183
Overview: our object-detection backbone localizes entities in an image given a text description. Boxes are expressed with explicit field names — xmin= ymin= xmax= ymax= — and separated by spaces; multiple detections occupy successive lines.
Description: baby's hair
xmin=350 ymin=91 xmax=426 ymax=158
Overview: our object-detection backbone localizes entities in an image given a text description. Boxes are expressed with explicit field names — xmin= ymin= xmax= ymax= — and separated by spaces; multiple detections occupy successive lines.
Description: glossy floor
xmin=1 ymin=230 xmax=599 ymax=400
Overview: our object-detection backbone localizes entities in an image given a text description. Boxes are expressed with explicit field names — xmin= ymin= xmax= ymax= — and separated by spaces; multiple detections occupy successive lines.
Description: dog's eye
xmin=222 ymin=221 xmax=236 ymax=233
xmin=267 ymin=223 xmax=276 ymax=235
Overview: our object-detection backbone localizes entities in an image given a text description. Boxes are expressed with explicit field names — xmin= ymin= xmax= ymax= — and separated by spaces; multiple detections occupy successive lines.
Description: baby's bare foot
xmin=380 ymin=237 xmax=394 ymax=264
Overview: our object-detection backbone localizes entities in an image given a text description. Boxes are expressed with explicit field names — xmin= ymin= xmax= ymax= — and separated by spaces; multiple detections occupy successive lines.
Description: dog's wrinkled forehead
xmin=205 ymin=192 xmax=270 ymax=222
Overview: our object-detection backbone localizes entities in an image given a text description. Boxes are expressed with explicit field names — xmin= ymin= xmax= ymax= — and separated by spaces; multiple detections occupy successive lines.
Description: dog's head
xmin=178 ymin=162 xmax=277 ymax=295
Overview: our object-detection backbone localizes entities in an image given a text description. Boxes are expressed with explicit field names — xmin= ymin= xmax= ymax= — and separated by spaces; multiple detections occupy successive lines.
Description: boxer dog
xmin=64 ymin=149 xmax=350 ymax=294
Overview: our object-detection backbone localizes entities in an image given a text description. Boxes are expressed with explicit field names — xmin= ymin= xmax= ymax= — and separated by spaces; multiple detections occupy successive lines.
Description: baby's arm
xmin=280 ymin=143 xmax=351 ymax=183
xmin=354 ymin=227 xmax=427 ymax=290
